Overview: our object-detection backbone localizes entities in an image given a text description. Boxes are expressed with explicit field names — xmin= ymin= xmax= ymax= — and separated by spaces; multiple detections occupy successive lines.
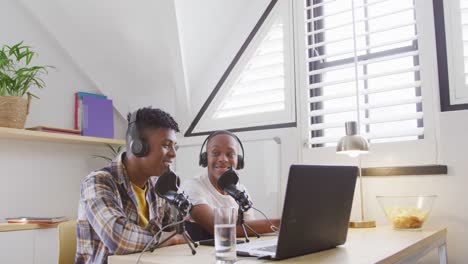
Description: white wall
xmin=0 ymin=0 xmax=126 ymax=220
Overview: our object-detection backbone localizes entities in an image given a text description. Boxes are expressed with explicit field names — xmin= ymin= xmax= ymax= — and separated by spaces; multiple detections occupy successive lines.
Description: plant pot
xmin=0 ymin=95 xmax=31 ymax=129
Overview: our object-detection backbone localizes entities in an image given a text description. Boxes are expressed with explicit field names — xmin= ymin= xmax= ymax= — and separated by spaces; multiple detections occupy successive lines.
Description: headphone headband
xmin=129 ymin=110 xmax=138 ymax=125
xmin=199 ymin=130 xmax=245 ymax=169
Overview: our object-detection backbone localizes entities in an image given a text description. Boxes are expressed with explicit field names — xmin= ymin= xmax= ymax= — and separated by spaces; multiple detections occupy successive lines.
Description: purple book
xmin=81 ymin=96 xmax=114 ymax=138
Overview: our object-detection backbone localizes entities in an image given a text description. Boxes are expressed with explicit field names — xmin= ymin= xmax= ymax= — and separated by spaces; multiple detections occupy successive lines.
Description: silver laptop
xmin=236 ymin=165 xmax=357 ymax=260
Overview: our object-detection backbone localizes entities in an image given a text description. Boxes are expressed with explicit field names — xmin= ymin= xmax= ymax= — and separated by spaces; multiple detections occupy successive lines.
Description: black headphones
xmin=199 ymin=130 xmax=245 ymax=170
xmin=128 ymin=110 xmax=149 ymax=157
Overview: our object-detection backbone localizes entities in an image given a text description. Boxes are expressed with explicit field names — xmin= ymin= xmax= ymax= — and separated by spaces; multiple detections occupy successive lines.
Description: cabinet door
xmin=0 ymin=230 xmax=35 ymax=263
xmin=34 ymin=228 xmax=59 ymax=264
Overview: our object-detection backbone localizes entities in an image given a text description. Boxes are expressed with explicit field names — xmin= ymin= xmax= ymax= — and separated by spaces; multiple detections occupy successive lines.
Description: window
xmin=213 ymin=16 xmax=286 ymax=119
xmin=304 ymin=0 xmax=424 ymax=147
xmin=434 ymin=0 xmax=468 ymax=110
xmin=185 ymin=0 xmax=296 ymax=136
xmin=459 ymin=0 xmax=468 ymax=84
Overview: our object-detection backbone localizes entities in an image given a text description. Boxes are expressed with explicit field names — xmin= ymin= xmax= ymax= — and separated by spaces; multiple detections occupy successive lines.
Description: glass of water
xmin=214 ymin=207 xmax=237 ymax=263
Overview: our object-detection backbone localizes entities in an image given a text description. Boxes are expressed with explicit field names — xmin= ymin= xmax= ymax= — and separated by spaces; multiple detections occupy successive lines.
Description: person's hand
xmin=157 ymin=232 xmax=176 ymax=247
xmin=157 ymin=232 xmax=187 ymax=247
xmin=170 ymin=234 xmax=187 ymax=245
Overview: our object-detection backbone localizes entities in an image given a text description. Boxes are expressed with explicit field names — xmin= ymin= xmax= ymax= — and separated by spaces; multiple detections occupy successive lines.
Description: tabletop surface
xmin=108 ymin=226 xmax=447 ymax=264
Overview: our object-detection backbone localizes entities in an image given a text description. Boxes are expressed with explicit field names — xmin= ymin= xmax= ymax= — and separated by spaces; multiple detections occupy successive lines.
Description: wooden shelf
xmin=0 ymin=127 xmax=125 ymax=146
xmin=0 ymin=223 xmax=57 ymax=232
xmin=362 ymin=165 xmax=448 ymax=176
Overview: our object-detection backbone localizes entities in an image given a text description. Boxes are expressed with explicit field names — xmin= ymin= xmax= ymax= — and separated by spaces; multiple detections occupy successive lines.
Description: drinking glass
xmin=214 ymin=207 xmax=237 ymax=263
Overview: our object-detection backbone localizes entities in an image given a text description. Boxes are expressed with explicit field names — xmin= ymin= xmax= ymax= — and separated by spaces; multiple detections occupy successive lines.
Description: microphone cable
xmin=135 ymin=218 xmax=185 ymax=264
xmin=252 ymin=206 xmax=280 ymax=234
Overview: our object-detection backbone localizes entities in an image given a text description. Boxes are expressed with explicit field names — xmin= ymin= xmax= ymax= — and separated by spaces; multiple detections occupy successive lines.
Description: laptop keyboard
xmin=254 ymin=245 xmax=277 ymax=252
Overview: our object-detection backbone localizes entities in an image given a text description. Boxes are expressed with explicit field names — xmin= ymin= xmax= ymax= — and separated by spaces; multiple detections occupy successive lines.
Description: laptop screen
xmin=274 ymin=165 xmax=357 ymax=260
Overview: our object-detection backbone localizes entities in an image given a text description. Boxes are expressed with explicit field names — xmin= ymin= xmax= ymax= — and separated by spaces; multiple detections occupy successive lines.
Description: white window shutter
xmin=459 ymin=0 xmax=468 ymax=84
xmin=189 ymin=0 xmax=296 ymax=135
xmin=304 ymin=0 xmax=424 ymax=147
xmin=213 ymin=16 xmax=286 ymax=119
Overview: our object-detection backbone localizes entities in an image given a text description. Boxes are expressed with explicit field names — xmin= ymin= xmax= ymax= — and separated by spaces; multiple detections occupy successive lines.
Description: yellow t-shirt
xmin=131 ymin=182 xmax=149 ymax=227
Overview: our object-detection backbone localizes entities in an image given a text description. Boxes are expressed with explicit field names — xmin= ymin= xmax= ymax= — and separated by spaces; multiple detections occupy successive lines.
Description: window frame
xmin=294 ymin=0 xmax=440 ymax=167
xmin=433 ymin=0 xmax=468 ymax=111
xmin=184 ymin=0 xmax=297 ymax=137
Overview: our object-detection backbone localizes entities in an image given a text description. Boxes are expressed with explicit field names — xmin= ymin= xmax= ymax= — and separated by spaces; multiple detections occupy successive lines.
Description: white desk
xmin=108 ymin=226 xmax=447 ymax=264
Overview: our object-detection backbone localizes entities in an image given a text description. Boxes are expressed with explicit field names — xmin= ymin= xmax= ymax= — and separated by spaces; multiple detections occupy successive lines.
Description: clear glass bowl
xmin=376 ymin=195 xmax=437 ymax=230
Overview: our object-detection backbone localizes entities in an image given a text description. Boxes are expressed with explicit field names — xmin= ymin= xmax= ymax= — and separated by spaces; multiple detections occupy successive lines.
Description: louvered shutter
xmin=214 ymin=17 xmax=286 ymax=119
xmin=459 ymin=0 xmax=468 ymax=84
xmin=305 ymin=0 xmax=424 ymax=147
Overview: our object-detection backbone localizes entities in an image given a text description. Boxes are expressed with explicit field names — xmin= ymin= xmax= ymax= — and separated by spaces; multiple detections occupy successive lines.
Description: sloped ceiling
xmin=18 ymin=0 xmax=185 ymax=119
xmin=15 ymin=0 xmax=270 ymax=133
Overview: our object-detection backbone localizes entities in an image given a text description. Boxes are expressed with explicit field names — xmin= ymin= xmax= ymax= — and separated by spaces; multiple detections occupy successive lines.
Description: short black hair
xmin=205 ymin=130 xmax=240 ymax=152
xmin=126 ymin=107 xmax=179 ymax=140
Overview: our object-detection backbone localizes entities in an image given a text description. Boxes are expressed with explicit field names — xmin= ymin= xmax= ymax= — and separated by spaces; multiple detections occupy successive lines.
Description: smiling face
xmin=139 ymin=128 xmax=177 ymax=176
xmin=206 ymin=134 xmax=239 ymax=186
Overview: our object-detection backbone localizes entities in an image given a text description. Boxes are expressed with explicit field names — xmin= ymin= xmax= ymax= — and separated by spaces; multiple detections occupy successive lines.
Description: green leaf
xmin=0 ymin=41 xmax=53 ymax=98
xmin=25 ymin=48 xmax=33 ymax=65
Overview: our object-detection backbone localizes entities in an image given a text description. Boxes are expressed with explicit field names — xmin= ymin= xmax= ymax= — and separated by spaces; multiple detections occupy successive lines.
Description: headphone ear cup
xmin=199 ymin=152 xmax=208 ymax=167
xmin=130 ymin=139 xmax=141 ymax=156
xmin=236 ymin=155 xmax=244 ymax=170
xmin=131 ymin=139 xmax=149 ymax=157
xmin=139 ymin=139 xmax=149 ymax=157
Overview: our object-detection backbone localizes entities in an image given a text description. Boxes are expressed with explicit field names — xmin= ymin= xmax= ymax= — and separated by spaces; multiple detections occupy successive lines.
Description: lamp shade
xmin=336 ymin=121 xmax=369 ymax=157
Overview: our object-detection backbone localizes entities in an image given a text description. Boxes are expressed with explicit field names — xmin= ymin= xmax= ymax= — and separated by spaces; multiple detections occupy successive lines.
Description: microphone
xmin=155 ymin=168 xmax=192 ymax=217
xmin=217 ymin=168 xmax=252 ymax=212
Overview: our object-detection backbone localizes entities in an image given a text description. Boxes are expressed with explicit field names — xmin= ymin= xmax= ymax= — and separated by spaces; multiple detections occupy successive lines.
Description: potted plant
xmin=0 ymin=41 xmax=52 ymax=128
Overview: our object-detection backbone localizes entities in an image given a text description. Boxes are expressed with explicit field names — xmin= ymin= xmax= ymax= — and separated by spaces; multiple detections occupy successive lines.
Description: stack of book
xmin=74 ymin=92 xmax=114 ymax=139
xmin=27 ymin=126 xmax=81 ymax=135
xmin=6 ymin=216 xmax=68 ymax=226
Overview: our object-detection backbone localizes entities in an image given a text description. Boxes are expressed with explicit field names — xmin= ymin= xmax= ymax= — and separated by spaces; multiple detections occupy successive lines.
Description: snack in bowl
xmin=385 ymin=207 xmax=429 ymax=229
xmin=377 ymin=195 xmax=436 ymax=230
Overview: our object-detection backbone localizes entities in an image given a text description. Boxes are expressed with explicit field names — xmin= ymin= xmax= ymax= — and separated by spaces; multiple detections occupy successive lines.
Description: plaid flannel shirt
xmin=75 ymin=152 xmax=173 ymax=264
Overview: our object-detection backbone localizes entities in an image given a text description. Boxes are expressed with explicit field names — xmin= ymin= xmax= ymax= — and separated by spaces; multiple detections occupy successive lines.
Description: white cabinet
xmin=0 ymin=228 xmax=59 ymax=264
xmin=0 ymin=230 xmax=35 ymax=263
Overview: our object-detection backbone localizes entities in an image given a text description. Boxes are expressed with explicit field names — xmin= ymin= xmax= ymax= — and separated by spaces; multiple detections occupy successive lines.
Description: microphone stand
xmin=238 ymin=207 xmax=260 ymax=243
xmin=151 ymin=210 xmax=198 ymax=255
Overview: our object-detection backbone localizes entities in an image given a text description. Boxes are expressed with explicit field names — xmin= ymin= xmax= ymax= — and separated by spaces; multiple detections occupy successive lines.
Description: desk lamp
xmin=337 ymin=121 xmax=375 ymax=228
